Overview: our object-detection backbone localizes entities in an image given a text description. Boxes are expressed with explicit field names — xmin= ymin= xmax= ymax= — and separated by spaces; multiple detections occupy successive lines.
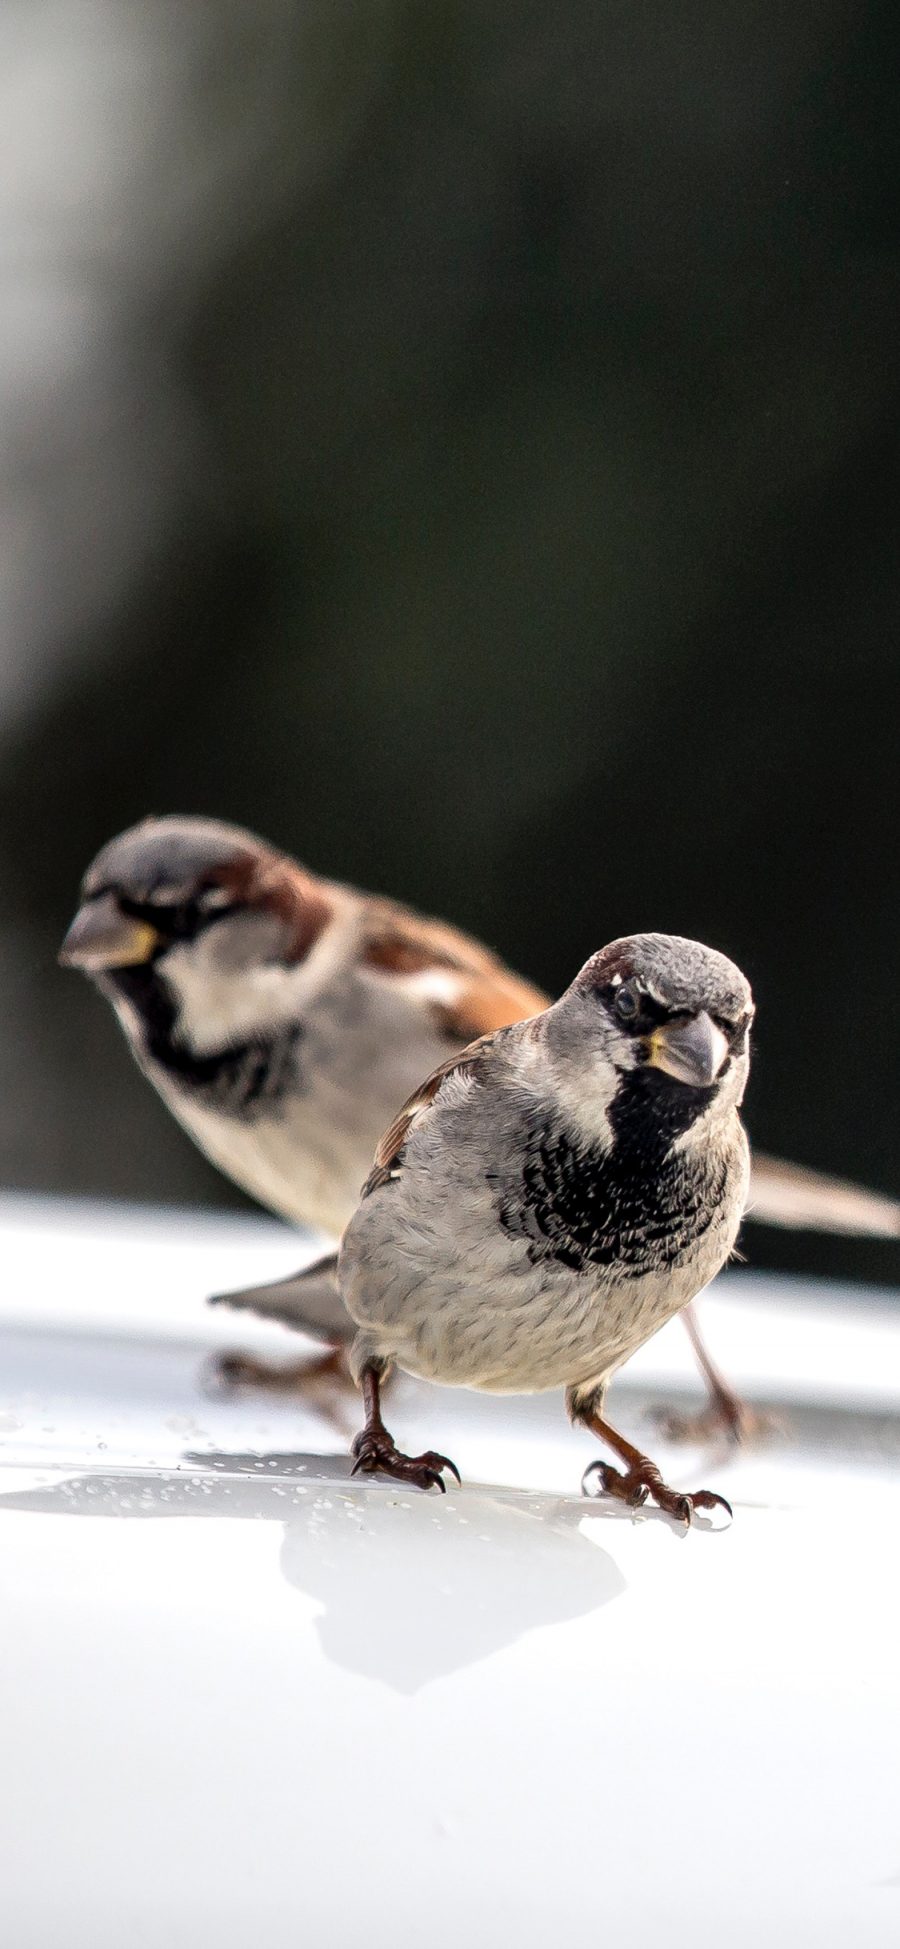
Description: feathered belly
xmin=389 ymin=1250 xmax=727 ymax=1393
xmin=148 ymin=1075 xmax=369 ymax=1237
xmin=139 ymin=1001 xmax=454 ymax=1238
xmin=346 ymin=1195 xmax=738 ymax=1395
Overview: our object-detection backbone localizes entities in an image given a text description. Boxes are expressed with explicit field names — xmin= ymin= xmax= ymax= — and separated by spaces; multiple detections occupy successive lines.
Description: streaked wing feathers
xmin=362 ymin=1034 xmax=495 ymax=1198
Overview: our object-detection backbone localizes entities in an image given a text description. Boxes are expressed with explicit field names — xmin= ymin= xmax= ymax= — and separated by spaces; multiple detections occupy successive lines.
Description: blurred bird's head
xmin=59 ymin=815 xmax=334 ymax=1046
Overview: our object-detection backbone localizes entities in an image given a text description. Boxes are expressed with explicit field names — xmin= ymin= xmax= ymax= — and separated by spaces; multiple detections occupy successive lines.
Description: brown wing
xmin=361 ymin=898 xmax=549 ymax=1041
xmin=749 ymin=1151 xmax=900 ymax=1239
xmin=361 ymin=1034 xmax=496 ymax=1199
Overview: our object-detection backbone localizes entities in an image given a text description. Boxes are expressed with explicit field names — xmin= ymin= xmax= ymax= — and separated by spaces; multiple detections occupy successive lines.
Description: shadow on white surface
xmin=0 ymin=1464 xmax=628 ymax=1690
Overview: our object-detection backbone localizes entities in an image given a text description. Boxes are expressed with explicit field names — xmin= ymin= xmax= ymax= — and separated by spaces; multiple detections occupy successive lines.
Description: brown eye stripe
xmin=590 ymin=942 xmax=636 ymax=986
xmin=223 ymin=852 xmax=335 ymax=963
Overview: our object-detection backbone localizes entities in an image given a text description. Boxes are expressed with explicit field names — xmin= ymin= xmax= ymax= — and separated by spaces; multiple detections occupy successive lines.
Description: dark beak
xmin=59 ymin=893 xmax=160 ymax=971
xmin=646 ymin=1010 xmax=729 ymax=1088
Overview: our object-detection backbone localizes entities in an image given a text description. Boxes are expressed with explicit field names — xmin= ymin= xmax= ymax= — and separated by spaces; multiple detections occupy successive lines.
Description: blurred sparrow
xmin=61 ymin=815 xmax=900 ymax=1438
xmin=338 ymin=933 xmax=753 ymax=1518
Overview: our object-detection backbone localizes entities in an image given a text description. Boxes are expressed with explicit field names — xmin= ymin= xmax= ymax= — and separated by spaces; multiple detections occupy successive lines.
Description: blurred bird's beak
xmin=646 ymin=1011 xmax=728 ymax=1088
xmin=59 ymin=894 xmax=160 ymax=971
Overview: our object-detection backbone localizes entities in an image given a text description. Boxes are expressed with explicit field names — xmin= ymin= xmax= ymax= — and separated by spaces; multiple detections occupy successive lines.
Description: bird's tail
xmin=749 ymin=1152 xmax=900 ymax=1239
xmin=208 ymin=1249 xmax=352 ymax=1342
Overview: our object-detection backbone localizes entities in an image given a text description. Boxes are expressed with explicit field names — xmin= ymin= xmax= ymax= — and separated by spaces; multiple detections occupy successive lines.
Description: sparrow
xmin=338 ymin=933 xmax=754 ymax=1520
xmin=60 ymin=815 xmax=900 ymax=1437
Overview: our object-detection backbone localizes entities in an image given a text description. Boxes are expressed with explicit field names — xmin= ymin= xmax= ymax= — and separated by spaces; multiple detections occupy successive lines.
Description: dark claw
xmin=664 ymin=1488 xmax=733 ymax=1526
xmin=581 ymin=1460 xmax=648 ymax=1508
xmin=581 ymin=1457 xmax=732 ymax=1527
xmin=350 ymin=1432 xmax=460 ymax=1493
xmin=690 ymin=1489 xmax=733 ymax=1521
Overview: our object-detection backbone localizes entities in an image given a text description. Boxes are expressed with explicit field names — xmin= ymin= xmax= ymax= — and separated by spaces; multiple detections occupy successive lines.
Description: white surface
xmin=1 ymin=1191 xmax=899 ymax=1949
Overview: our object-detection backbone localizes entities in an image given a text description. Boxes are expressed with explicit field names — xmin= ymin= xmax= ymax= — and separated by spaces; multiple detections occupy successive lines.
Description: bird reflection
xmin=279 ymin=1484 xmax=627 ymax=1692
xmin=0 ymin=1457 xmax=627 ymax=1692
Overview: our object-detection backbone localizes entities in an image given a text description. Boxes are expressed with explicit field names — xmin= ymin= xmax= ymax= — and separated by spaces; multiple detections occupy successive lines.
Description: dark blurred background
xmin=1 ymin=0 xmax=898 ymax=1284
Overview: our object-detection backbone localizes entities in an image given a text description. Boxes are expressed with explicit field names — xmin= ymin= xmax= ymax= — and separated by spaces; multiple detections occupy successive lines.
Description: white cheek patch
xmin=159 ymin=910 xmax=355 ymax=1053
xmin=208 ymin=911 xmax=284 ymax=974
xmin=157 ymin=903 xmax=364 ymax=1054
xmin=163 ymin=945 xmax=309 ymax=1052
xmin=605 ymin=1021 xmax=640 ymax=1071
xmin=549 ymin=1048 xmax=622 ymax=1152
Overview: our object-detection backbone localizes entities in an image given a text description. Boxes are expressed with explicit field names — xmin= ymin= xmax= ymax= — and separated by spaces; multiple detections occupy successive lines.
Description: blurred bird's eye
xmin=614 ymin=982 xmax=641 ymax=1023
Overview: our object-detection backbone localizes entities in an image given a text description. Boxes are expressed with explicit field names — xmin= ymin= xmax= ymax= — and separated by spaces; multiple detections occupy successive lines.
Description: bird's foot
xmin=582 ymin=1457 xmax=732 ymax=1527
xmin=653 ymin=1394 xmax=780 ymax=1447
xmin=209 ymin=1347 xmax=356 ymax=1430
xmin=351 ymin=1424 xmax=460 ymax=1494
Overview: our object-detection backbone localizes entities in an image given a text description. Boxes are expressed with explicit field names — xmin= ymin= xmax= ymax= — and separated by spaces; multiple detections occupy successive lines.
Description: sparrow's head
xmin=552 ymin=932 xmax=753 ymax=1141
xmin=60 ymin=816 xmax=334 ymax=1043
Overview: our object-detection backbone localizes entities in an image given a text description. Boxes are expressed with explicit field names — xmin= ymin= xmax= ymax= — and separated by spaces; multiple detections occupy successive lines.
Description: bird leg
xmin=572 ymin=1393 xmax=732 ymax=1526
xmin=657 ymin=1302 xmax=778 ymax=1445
xmin=351 ymin=1362 xmax=460 ymax=1494
xmin=213 ymin=1345 xmax=351 ymax=1394
xmin=209 ymin=1345 xmax=362 ymax=1431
